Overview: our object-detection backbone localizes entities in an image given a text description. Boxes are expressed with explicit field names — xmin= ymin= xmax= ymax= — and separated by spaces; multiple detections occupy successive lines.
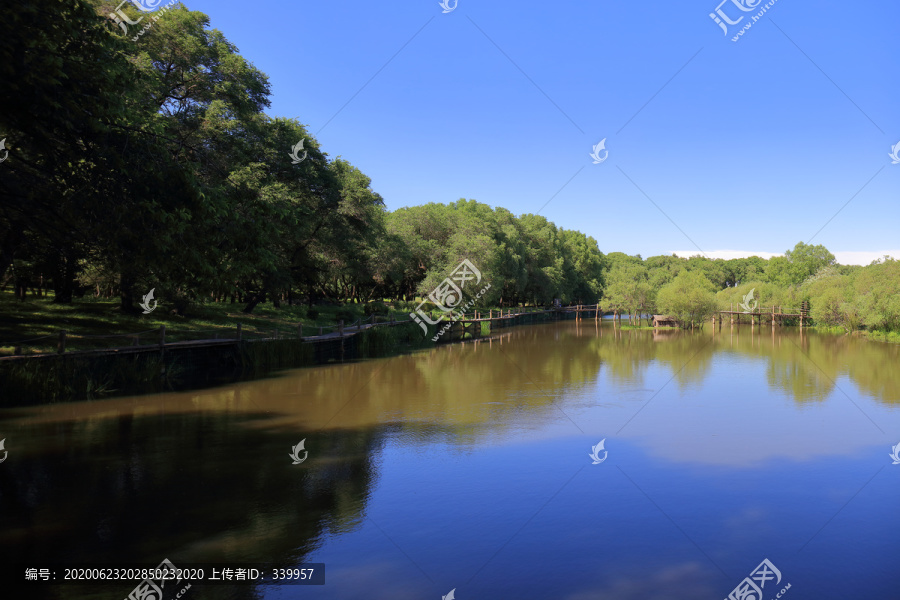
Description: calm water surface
xmin=2 ymin=321 xmax=899 ymax=599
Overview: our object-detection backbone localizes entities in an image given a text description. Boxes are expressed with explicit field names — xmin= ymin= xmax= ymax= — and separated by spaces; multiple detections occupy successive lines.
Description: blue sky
xmin=178 ymin=0 xmax=898 ymax=265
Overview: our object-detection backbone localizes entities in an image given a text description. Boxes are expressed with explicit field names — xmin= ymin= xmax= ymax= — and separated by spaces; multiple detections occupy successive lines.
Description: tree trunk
xmin=0 ymin=227 xmax=24 ymax=284
xmin=243 ymin=290 xmax=265 ymax=314
xmin=120 ymin=272 xmax=139 ymax=314
xmin=53 ymin=247 xmax=77 ymax=303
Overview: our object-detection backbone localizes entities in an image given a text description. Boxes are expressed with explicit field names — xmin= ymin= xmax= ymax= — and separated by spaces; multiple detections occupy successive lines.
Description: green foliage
xmin=604 ymin=262 xmax=653 ymax=325
xmin=364 ymin=301 xmax=390 ymax=316
xmin=3 ymin=0 xmax=899 ymax=352
xmin=802 ymin=267 xmax=855 ymax=330
xmin=656 ymin=271 xmax=718 ymax=328
xmin=335 ymin=308 xmax=357 ymax=324
xmin=852 ymin=258 xmax=900 ymax=332
xmin=767 ymin=242 xmax=836 ymax=287
xmin=384 ymin=200 xmax=605 ymax=307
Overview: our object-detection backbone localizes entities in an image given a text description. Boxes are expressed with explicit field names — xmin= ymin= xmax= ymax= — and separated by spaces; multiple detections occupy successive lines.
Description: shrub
xmin=364 ymin=301 xmax=390 ymax=316
xmin=335 ymin=308 xmax=356 ymax=323
xmin=656 ymin=271 xmax=717 ymax=328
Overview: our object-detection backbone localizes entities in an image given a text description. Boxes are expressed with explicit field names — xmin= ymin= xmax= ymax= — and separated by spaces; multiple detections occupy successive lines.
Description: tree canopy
xmin=1 ymin=1 xmax=897 ymax=336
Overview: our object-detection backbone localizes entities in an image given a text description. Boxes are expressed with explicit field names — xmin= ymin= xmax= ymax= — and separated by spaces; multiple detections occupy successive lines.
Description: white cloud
xmin=669 ymin=249 xmax=900 ymax=265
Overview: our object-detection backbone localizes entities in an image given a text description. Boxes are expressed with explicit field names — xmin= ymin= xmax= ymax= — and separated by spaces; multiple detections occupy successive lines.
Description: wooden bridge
xmin=717 ymin=301 xmax=810 ymax=326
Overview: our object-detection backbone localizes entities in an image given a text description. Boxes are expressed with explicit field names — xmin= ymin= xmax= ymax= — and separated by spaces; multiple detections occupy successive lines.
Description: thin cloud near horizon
xmin=668 ymin=250 xmax=900 ymax=266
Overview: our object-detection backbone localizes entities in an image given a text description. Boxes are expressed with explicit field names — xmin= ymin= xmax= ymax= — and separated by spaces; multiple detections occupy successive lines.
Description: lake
xmin=2 ymin=320 xmax=899 ymax=599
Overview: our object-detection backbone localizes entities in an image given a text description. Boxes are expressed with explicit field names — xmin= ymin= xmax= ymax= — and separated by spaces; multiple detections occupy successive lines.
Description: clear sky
xmin=178 ymin=0 xmax=898 ymax=265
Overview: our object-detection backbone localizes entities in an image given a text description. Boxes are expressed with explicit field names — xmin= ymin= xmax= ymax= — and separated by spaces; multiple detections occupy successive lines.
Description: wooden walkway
xmin=718 ymin=302 xmax=810 ymax=326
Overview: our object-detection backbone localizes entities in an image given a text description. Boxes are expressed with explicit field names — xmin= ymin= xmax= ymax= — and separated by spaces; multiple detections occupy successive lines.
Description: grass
xmin=0 ymin=291 xmax=561 ymax=355
xmin=810 ymin=325 xmax=849 ymax=335
xmin=864 ymin=329 xmax=900 ymax=344
xmin=0 ymin=290 xmax=406 ymax=355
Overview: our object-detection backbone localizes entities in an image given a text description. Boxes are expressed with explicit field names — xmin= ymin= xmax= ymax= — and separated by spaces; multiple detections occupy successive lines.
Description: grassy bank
xmin=0 ymin=290 xmax=557 ymax=355
xmin=0 ymin=320 xmax=434 ymax=404
xmin=862 ymin=330 xmax=900 ymax=344
xmin=0 ymin=290 xmax=412 ymax=355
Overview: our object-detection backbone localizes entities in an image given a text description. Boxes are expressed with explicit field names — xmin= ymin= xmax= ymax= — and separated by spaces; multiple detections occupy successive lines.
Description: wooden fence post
xmin=237 ymin=322 xmax=242 ymax=341
xmin=298 ymin=324 xmax=303 ymax=340
xmin=57 ymin=330 xmax=67 ymax=354
xmin=339 ymin=320 xmax=344 ymax=337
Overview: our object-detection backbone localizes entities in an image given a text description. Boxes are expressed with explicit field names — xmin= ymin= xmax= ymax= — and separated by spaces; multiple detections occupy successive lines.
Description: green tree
xmin=645 ymin=254 xmax=685 ymax=291
xmin=767 ymin=242 xmax=836 ymax=287
xmin=656 ymin=271 xmax=718 ymax=328
xmin=853 ymin=258 xmax=900 ymax=332
xmin=604 ymin=263 xmax=652 ymax=325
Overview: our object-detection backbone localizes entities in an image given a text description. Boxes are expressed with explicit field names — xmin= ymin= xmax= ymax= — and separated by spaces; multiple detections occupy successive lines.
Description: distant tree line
xmin=1 ymin=1 xmax=896 ymax=335
xmin=605 ymin=242 xmax=899 ymax=334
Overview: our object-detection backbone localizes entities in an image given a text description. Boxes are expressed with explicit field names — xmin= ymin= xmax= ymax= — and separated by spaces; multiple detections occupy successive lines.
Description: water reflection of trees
xmin=233 ymin=323 xmax=900 ymax=425
xmin=5 ymin=322 xmax=898 ymax=599
xmin=712 ymin=325 xmax=900 ymax=405
xmin=0 ymin=411 xmax=381 ymax=600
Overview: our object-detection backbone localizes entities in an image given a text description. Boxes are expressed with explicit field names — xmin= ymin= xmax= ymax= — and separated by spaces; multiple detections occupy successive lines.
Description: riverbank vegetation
xmin=1 ymin=1 xmax=897 ymax=344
